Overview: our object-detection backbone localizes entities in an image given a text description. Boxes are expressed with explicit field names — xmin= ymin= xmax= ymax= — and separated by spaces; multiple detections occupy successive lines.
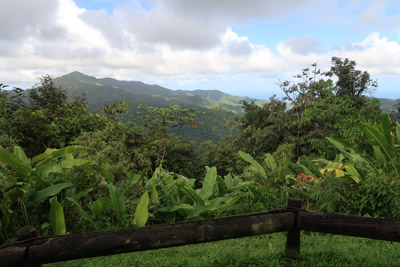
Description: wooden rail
xmin=1 ymin=198 xmax=400 ymax=266
xmin=298 ymin=210 xmax=400 ymax=242
xmin=0 ymin=210 xmax=295 ymax=266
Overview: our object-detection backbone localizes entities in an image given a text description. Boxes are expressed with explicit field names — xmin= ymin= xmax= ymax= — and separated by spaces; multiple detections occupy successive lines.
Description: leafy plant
xmin=133 ymin=191 xmax=149 ymax=227
xmin=108 ymin=184 xmax=127 ymax=228
xmin=290 ymin=115 xmax=400 ymax=217
xmin=49 ymin=198 xmax=66 ymax=235
xmin=145 ymin=166 xmax=241 ymax=223
xmin=0 ymin=145 xmax=91 ymax=242
xmin=239 ymin=151 xmax=267 ymax=182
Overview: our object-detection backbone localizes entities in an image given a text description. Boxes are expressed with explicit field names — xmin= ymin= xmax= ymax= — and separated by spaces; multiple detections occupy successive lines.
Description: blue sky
xmin=1 ymin=0 xmax=400 ymax=99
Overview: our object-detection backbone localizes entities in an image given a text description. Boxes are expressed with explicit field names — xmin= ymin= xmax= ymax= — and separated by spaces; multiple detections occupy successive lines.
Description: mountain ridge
xmin=54 ymin=71 xmax=266 ymax=114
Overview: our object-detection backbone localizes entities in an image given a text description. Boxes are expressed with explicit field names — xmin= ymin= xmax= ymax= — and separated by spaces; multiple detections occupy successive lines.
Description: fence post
xmin=16 ymin=226 xmax=42 ymax=267
xmin=285 ymin=197 xmax=301 ymax=258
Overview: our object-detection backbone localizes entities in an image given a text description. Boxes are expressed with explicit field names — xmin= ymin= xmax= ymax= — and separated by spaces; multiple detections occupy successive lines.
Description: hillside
xmin=53 ymin=72 xmax=399 ymax=143
xmin=54 ymin=71 xmax=266 ymax=142
xmin=54 ymin=71 xmax=265 ymax=114
xmin=378 ymin=97 xmax=399 ymax=113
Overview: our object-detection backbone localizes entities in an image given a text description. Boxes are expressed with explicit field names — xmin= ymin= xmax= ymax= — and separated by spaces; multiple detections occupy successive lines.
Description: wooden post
xmin=285 ymin=197 xmax=301 ymax=258
xmin=16 ymin=226 xmax=42 ymax=267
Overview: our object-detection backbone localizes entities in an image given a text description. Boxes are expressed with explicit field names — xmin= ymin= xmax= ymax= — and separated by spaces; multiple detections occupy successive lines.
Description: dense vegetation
xmin=1 ymin=57 xmax=400 ymax=264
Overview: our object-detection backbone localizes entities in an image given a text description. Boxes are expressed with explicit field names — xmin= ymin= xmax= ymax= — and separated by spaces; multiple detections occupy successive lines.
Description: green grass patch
xmin=46 ymin=233 xmax=400 ymax=267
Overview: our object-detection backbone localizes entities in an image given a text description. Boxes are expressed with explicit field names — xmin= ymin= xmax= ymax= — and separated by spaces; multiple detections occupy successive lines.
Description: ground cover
xmin=46 ymin=232 xmax=400 ymax=267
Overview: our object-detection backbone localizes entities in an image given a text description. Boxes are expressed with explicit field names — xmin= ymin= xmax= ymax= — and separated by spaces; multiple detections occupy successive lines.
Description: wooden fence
xmin=1 ymin=198 xmax=400 ymax=266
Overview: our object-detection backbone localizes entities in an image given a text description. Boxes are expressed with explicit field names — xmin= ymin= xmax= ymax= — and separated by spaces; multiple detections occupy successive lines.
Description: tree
xmin=237 ymin=97 xmax=289 ymax=158
xmin=0 ymin=76 xmax=108 ymax=156
xmin=279 ymin=63 xmax=335 ymax=157
xmin=28 ymin=75 xmax=67 ymax=115
xmin=326 ymin=57 xmax=377 ymax=100
xmin=0 ymin=84 xmax=20 ymax=150
xmin=236 ymin=58 xmax=382 ymax=160
xmin=138 ymin=104 xmax=197 ymax=171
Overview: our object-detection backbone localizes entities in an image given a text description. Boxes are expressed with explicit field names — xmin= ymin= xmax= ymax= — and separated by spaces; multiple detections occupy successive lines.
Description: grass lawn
xmin=45 ymin=232 xmax=400 ymax=266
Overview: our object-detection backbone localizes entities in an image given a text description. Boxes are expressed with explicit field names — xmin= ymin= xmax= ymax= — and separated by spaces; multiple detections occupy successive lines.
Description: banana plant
xmin=240 ymin=151 xmax=291 ymax=186
xmin=0 ymin=145 xmax=91 ymax=238
xmin=68 ymin=183 xmax=150 ymax=230
xmin=326 ymin=114 xmax=400 ymax=178
xmin=314 ymin=158 xmax=361 ymax=184
xmin=148 ymin=166 xmax=240 ymax=223
xmin=239 ymin=151 xmax=268 ymax=182
xmin=360 ymin=114 xmax=399 ymax=175
xmin=49 ymin=198 xmax=66 ymax=235
xmin=132 ymin=191 xmax=149 ymax=227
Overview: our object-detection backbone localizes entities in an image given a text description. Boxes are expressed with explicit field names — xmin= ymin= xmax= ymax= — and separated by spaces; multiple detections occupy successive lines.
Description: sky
xmin=1 ymin=0 xmax=400 ymax=100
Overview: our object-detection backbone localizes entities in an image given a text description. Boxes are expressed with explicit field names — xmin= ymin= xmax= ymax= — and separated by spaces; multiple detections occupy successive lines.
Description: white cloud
xmin=0 ymin=0 xmax=60 ymax=40
xmin=79 ymin=9 xmax=130 ymax=49
xmin=0 ymin=0 xmax=400 ymax=99
xmin=163 ymin=0 xmax=317 ymax=22
xmin=355 ymin=0 xmax=400 ymax=34
xmin=0 ymin=0 xmax=64 ymax=56
xmin=114 ymin=2 xmax=225 ymax=49
xmin=336 ymin=33 xmax=400 ymax=75
xmin=281 ymin=35 xmax=322 ymax=55
xmin=276 ymin=40 xmax=324 ymax=68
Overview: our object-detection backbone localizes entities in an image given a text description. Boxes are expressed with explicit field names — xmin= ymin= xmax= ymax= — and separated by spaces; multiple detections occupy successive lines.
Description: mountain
xmin=377 ymin=98 xmax=398 ymax=113
xmin=53 ymin=72 xmax=399 ymax=143
xmin=54 ymin=71 xmax=266 ymax=114
xmin=54 ymin=71 xmax=270 ymax=143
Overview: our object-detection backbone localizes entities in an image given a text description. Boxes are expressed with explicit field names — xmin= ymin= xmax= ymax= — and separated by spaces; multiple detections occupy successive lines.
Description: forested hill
xmin=54 ymin=71 xmax=266 ymax=142
xmin=54 ymin=71 xmax=266 ymax=114
xmin=370 ymin=97 xmax=398 ymax=113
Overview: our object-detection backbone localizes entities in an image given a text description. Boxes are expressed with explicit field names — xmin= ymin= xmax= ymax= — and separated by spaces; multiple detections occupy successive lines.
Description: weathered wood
xmin=17 ymin=226 xmax=38 ymax=241
xmin=0 ymin=211 xmax=295 ymax=266
xmin=285 ymin=198 xmax=301 ymax=258
xmin=298 ymin=210 xmax=400 ymax=242
xmin=0 ymin=246 xmax=26 ymax=267
xmin=13 ymin=226 xmax=42 ymax=267
xmin=286 ymin=197 xmax=302 ymax=210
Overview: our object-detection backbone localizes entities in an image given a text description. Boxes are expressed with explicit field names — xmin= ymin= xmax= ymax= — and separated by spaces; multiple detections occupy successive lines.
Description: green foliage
xmin=138 ymin=104 xmax=196 ymax=168
xmin=239 ymin=151 xmax=268 ymax=182
xmin=237 ymin=97 xmax=289 ymax=157
xmin=73 ymin=114 xmax=144 ymax=181
xmin=198 ymin=166 xmax=218 ymax=201
xmin=326 ymin=57 xmax=378 ymax=99
xmin=28 ymin=75 xmax=67 ymax=112
xmin=89 ymin=197 xmax=111 ymax=217
xmin=3 ymin=57 xmax=400 ymax=256
xmin=291 ymin=115 xmax=400 ymax=218
xmin=132 ymin=191 xmax=149 ymax=227
xmin=0 ymin=145 xmax=91 ymax=242
xmin=360 ymin=114 xmax=399 ymax=175
xmin=147 ymin=166 xmax=243 ymax=224
xmin=33 ymin=183 xmax=74 ymax=204
xmin=0 ymin=76 xmax=108 ymax=157
xmin=197 ymin=136 xmax=245 ymax=177
xmin=169 ymin=106 xmax=237 ymax=144
xmin=67 ymin=197 xmax=100 ymax=231
xmin=159 ymin=136 xmax=202 ymax=179
xmin=234 ymin=58 xmax=382 ymax=161
xmin=108 ymin=184 xmax=127 ymax=228
xmin=49 ymin=198 xmax=66 ymax=235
